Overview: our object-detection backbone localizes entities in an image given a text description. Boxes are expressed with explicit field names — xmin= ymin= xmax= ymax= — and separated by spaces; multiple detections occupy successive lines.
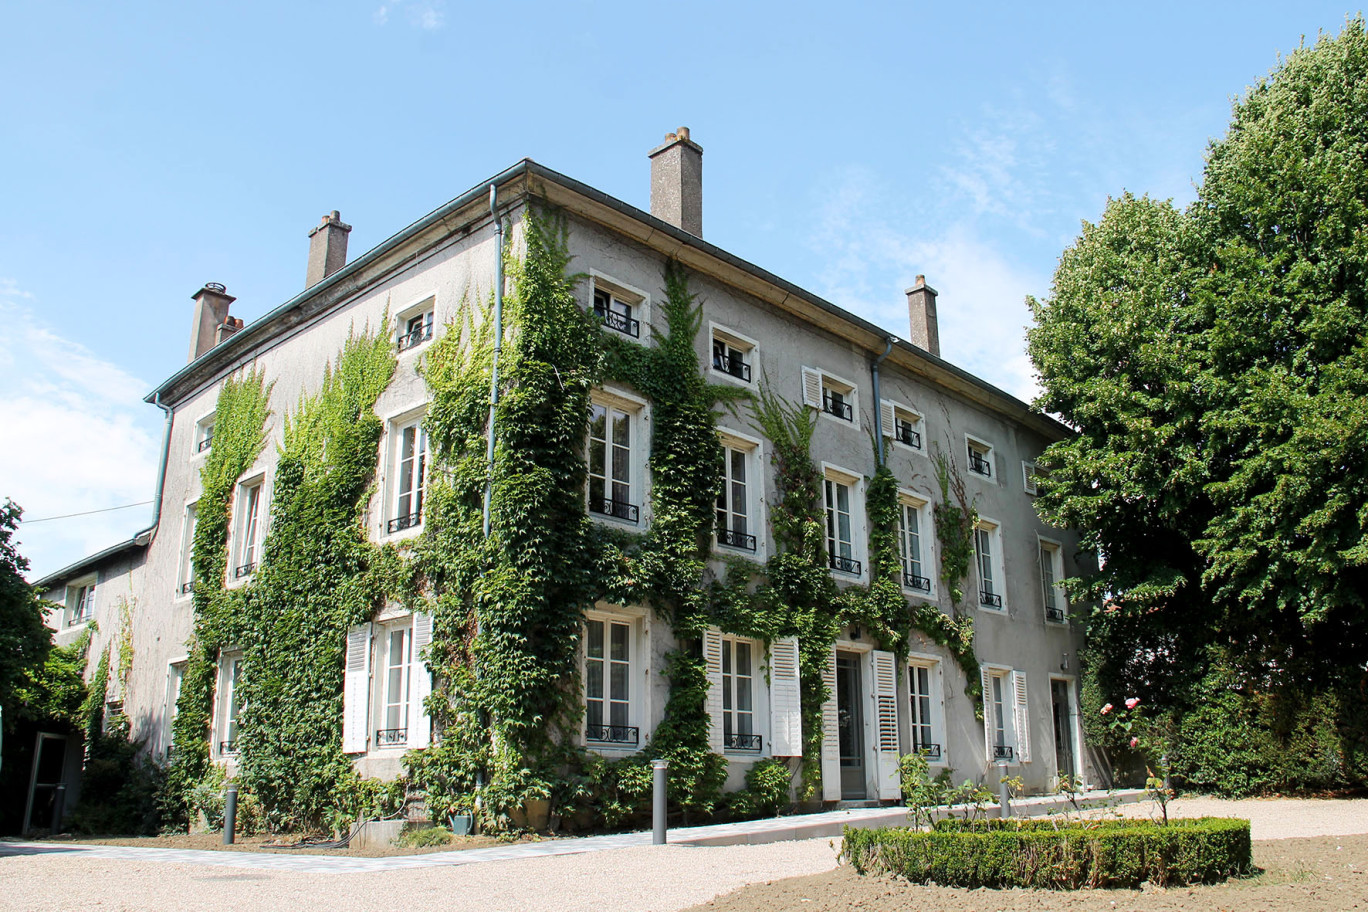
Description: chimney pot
xmin=188 ymin=283 xmax=236 ymax=362
xmin=649 ymin=127 xmax=703 ymax=237
xmin=906 ymin=278 xmax=940 ymax=358
xmin=306 ymin=210 xmax=352 ymax=288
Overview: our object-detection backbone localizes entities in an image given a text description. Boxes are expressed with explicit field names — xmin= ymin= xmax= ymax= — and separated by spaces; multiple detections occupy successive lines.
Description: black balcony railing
xmin=219 ymin=740 xmax=238 ymax=755
xmin=586 ymin=724 xmax=639 ymax=746
xmin=713 ymin=352 xmax=752 ymax=382
xmin=178 ymin=581 xmax=195 ymax=596
xmin=829 ymin=553 xmax=862 ymax=575
xmin=1046 ymin=605 xmax=1067 ymax=623
xmin=595 ymin=303 xmax=640 ymax=338
xmin=196 ymin=434 xmax=213 ymax=453
xmin=376 ymin=728 xmax=408 ymax=747
xmin=234 ymin=562 xmax=255 ymax=579
xmin=724 ymin=733 xmax=763 ymax=752
xmin=969 ymin=450 xmax=992 ymax=477
xmin=903 ymin=571 xmax=932 ymax=592
xmin=398 ymin=324 xmax=433 ymax=352
xmin=914 ymin=741 xmax=942 ymax=760
xmin=823 ymin=391 xmax=853 ymax=421
xmin=718 ymin=526 xmax=758 ymax=551
xmin=993 ymin=744 xmax=1014 ymax=761
xmin=590 ymin=497 xmax=639 ymax=523
xmin=387 ymin=512 xmax=422 ymax=534
xmin=980 ymin=589 xmax=1002 ymax=608
xmin=895 ymin=424 xmax=922 ymax=449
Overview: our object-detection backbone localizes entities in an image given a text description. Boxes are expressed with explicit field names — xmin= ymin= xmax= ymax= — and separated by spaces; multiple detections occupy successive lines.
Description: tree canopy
xmin=0 ymin=499 xmax=60 ymax=730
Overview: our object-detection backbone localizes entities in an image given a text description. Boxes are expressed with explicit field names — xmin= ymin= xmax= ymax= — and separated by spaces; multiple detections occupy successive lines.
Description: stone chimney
xmin=906 ymin=275 xmax=940 ymax=357
xmin=648 ymin=127 xmax=703 ymax=237
xmin=188 ymin=283 xmax=237 ymax=362
xmin=306 ymin=210 xmax=352 ymax=288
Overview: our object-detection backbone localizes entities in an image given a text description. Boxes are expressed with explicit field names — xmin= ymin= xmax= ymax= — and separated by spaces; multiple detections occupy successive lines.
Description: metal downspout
xmin=871 ymin=337 xmax=895 ymax=466
xmin=483 ymin=186 xmax=504 ymax=538
xmin=136 ymin=392 xmax=175 ymax=545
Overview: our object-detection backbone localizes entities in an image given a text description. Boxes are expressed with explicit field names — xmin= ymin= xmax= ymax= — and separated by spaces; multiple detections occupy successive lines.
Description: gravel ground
xmin=3 ymin=797 xmax=1366 ymax=912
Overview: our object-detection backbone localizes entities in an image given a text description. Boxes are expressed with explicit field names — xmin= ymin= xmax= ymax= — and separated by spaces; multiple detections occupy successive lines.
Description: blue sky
xmin=1 ymin=1 xmax=1358 ymax=579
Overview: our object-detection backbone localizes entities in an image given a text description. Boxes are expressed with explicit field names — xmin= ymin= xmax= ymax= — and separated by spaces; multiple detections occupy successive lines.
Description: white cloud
xmin=373 ymin=0 xmax=445 ymax=30
xmin=0 ymin=289 xmax=161 ymax=581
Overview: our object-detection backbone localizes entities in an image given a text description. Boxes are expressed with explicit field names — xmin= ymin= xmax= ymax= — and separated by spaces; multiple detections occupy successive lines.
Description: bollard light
xmin=224 ymin=784 xmax=238 ymax=845
xmin=652 ymin=759 xmax=669 ymax=845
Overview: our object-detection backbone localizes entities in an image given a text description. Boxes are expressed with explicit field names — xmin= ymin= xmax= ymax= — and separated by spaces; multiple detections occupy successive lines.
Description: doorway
xmin=1050 ymin=679 xmax=1077 ymax=780
xmin=835 ymin=651 xmax=866 ymax=800
xmin=23 ymin=733 xmax=69 ymax=834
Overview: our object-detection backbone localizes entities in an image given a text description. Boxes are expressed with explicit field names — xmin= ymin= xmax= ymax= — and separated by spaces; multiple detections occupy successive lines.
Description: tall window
xmin=824 ymin=476 xmax=858 ymax=574
xmin=219 ymin=655 xmax=243 ymax=755
xmin=1040 ymin=542 xmax=1065 ymax=622
xmin=177 ymin=503 xmax=197 ymax=596
xmin=899 ymin=500 xmax=930 ymax=592
xmin=588 ymin=404 xmax=637 ymax=522
xmin=990 ymin=672 xmax=1009 ymax=759
xmin=165 ymin=661 xmax=185 ymax=752
xmin=721 ymin=638 xmax=758 ymax=750
xmin=390 ymin=422 xmax=427 ymax=533
xmin=234 ymin=482 xmax=263 ymax=578
xmin=976 ymin=523 xmax=1002 ymax=608
xmin=716 ymin=445 xmax=754 ymax=551
xmin=585 ymin=619 xmax=635 ymax=745
xmin=909 ymin=663 xmax=938 ymax=758
xmin=378 ymin=627 xmax=410 ymax=747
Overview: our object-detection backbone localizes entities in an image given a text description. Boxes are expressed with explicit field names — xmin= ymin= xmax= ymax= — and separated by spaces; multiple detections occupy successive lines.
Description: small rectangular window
xmin=398 ymin=310 xmax=434 ymax=351
xmin=68 ymin=581 xmax=96 ymax=626
xmin=593 ymin=288 xmax=640 ymax=338
xmin=710 ymin=326 xmax=756 ymax=384
xmin=195 ymin=416 xmax=215 ymax=455
xmin=967 ymin=438 xmax=994 ymax=478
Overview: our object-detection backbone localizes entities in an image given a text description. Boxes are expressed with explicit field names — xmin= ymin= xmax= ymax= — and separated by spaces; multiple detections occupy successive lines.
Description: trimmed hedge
xmin=842 ymin=817 xmax=1252 ymax=889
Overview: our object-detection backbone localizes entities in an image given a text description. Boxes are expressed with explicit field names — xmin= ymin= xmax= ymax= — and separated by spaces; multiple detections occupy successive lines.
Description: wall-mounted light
xmin=1060 ymin=652 xmax=1070 ymax=671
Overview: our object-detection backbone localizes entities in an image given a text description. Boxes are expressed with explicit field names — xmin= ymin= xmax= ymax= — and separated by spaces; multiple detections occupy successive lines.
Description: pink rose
xmin=1130 ymin=736 xmax=1139 ymax=748
xmin=1101 ymin=703 xmax=1113 ymax=715
xmin=1125 ymin=697 xmax=1140 ymax=710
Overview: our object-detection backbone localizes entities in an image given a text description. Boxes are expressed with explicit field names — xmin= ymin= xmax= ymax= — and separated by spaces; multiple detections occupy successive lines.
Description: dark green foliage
xmin=65 ymin=713 xmax=165 ymax=836
xmin=725 ymin=757 xmax=794 ymax=819
xmin=8 ymin=626 xmax=88 ymax=731
xmin=0 ymin=500 xmax=53 ymax=727
xmin=842 ymin=818 xmax=1253 ymax=889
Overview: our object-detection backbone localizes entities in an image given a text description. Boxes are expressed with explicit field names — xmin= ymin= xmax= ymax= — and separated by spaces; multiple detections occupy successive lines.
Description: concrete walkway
xmin=0 ymin=789 xmax=1145 ymax=875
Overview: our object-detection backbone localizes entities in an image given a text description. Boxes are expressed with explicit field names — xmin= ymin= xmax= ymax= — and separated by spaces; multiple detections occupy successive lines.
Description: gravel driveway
xmin=4 ymin=797 xmax=1366 ymax=912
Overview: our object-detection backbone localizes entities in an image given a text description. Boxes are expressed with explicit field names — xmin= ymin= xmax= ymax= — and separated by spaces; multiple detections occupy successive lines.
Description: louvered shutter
xmin=342 ymin=625 xmax=372 ymax=754
xmin=981 ymin=665 xmax=994 ymax=764
xmin=409 ymin=613 xmax=433 ymax=748
xmin=880 ymin=400 xmax=896 ymax=438
xmin=820 ymin=648 xmax=841 ymax=801
xmin=1022 ymin=462 xmax=1038 ymax=495
xmin=801 ymin=367 xmax=823 ymax=409
xmin=1013 ymin=670 xmax=1031 ymax=762
xmin=703 ymin=629 xmax=725 ymax=752
xmin=871 ymin=650 xmax=902 ymax=800
xmin=769 ymin=636 xmax=802 ymax=757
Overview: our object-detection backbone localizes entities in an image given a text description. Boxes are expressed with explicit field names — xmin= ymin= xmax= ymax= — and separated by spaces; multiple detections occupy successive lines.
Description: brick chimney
xmin=648 ymin=127 xmax=703 ymax=237
xmin=906 ymin=276 xmax=940 ymax=357
xmin=306 ymin=210 xmax=352 ymax=288
xmin=188 ymin=283 xmax=236 ymax=362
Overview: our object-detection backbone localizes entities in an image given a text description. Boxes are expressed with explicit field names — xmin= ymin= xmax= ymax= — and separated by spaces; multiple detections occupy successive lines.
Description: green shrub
xmin=842 ymin=817 xmax=1252 ymax=889
xmin=398 ymin=825 xmax=453 ymax=847
xmin=726 ymin=758 xmax=793 ymax=819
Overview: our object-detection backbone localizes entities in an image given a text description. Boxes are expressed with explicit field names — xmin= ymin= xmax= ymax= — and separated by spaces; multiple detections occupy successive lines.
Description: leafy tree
xmin=0 ymin=499 xmax=54 ymax=729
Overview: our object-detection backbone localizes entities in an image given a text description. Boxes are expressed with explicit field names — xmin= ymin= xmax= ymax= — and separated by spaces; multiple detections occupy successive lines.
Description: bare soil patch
xmin=36 ymin=830 xmax=532 ymax=857
xmin=683 ymin=833 xmax=1368 ymax=911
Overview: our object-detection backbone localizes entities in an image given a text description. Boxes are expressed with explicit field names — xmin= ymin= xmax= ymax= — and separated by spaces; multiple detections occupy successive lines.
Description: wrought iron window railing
xmin=713 ymin=352 xmax=752 ymax=382
xmin=717 ymin=526 xmax=757 ymax=551
xmin=822 ymin=391 xmax=853 ymax=421
xmin=993 ymin=744 xmax=1014 ymax=761
xmin=829 ymin=553 xmax=861 ymax=575
xmin=196 ymin=434 xmax=213 ymax=453
xmin=219 ymin=740 xmax=238 ymax=755
xmin=913 ymin=741 xmax=942 ymax=760
xmin=398 ymin=324 xmax=433 ymax=352
xmin=376 ymin=728 xmax=408 ymax=748
xmin=724 ymin=733 xmax=763 ymax=752
xmin=980 ymin=589 xmax=1002 ymax=608
xmin=903 ymin=571 xmax=932 ymax=592
xmin=234 ymin=562 xmax=256 ymax=579
xmin=1046 ymin=605 xmax=1067 ymax=623
xmin=594 ymin=303 xmax=640 ymax=338
xmin=387 ymin=512 xmax=422 ymax=534
xmin=179 ymin=581 xmax=196 ymax=596
xmin=590 ymin=498 xmax=639 ymax=523
xmin=968 ymin=450 xmax=992 ymax=477
xmin=586 ymin=724 xmax=639 ymax=746
xmin=895 ymin=424 xmax=921 ymax=449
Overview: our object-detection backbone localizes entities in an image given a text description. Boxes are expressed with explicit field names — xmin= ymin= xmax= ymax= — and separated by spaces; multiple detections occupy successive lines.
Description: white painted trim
xmin=708 ymin=321 xmax=759 ymax=388
xmin=590 ymin=270 xmax=652 ymax=341
xmin=964 ymin=433 xmax=998 ymax=484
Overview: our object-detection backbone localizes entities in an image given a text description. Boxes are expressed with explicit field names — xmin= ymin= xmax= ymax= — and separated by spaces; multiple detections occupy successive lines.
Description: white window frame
xmin=802 ymin=367 xmax=860 ymax=430
xmin=582 ymin=607 xmax=648 ymax=754
xmin=880 ymin=399 xmax=926 ymax=455
xmin=176 ymin=501 xmax=198 ymax=599
xmin=1022 ymin=460 xmax=1040 ymax=495
xmin=1038 ymin=536 xmax=1068 ymax=625
xmin=590 ymin=271 xmax=650 ymax=342
xmin=230 ymin=476 xmax=265 ymax=583
xmin=981 ymin=664 xmax=1031 ymax=765
xmin=975 ymin=516 xmax=1006 ymax=612
xmin=396 ymin=294 xmax=437 ymax=354
xmin=65 ymin=576 xmax=97 ymax=628
xmin=215 ymin=650 xmax=244 ymax=759
xmin=192 ymin=412 xmax=215 ymax=458
xmin=587 ymin=388 xmax=649 ymax=528
xmin=907 ymin=655 xmax=947 ymax=766
xmin=896 ymin=490 xmax=934 ymax=598
xmin=383 ymin=408 xmax=428 ymax=539
xmin=965 ymin=434 xmax=996 ymax=481
xmin=720 ymin=635 xmax=767 ymax=755
xmin=163 ymin=658 xmax=187 ymax=754
xmin=715 ymin=429 xmax=765 ymax=559
xmin=709 ymin=322 xmax=758 ymax=388
xmin=822 ymin=464 xmax=865 ymax=580
xmin=373 ymin=620 xmax=412 ymax=751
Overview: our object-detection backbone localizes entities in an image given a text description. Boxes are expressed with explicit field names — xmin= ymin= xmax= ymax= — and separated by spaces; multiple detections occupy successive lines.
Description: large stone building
xmin=29 ymin=129 xmax=1095 ymax=831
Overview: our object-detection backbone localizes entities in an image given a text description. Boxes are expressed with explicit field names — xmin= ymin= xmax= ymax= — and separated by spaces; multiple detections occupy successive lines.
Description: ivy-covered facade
xmin=35 ymin=133 xmax=1090 ymax=833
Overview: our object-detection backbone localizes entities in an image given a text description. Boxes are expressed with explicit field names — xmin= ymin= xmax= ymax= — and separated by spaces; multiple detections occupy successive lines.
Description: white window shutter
xmin=1013 ymin=670 xmax=1031 ymax=762
xmin=801 ymin=367 xmax=823 ymax=409
xmin=981 ymin=665 xmax=994 ymax=764
xmin=703 ymin=628 xmax=725 ymax=753
xmin=409 ymin=613 xmax=433 ymax=748
xmin=820 ymin=648 xmax=841 ymax=801
xmin=769 ymin=636 xmax=803 ymax=757
xmin=879 ymin=400 xmax=896 ymax=438
xmin=871 ymin=650 xmax=902 ymax=800
xmin=1022 ymin=461 xmax=1038 ymax=495
xmin=342 ymin=625 xmax=372 ymax=754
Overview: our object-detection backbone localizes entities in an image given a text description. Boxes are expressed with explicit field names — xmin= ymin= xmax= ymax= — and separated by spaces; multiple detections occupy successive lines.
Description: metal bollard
xmin=224 ymin=784 xmax=238 ymax=845
xmin=652 ymin=759 xmax=669 ymax=845
xmin=49 ymin=785 xmax=66 ymax=835
xmin=997 ymin=761 xmax=1011 ymax=818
